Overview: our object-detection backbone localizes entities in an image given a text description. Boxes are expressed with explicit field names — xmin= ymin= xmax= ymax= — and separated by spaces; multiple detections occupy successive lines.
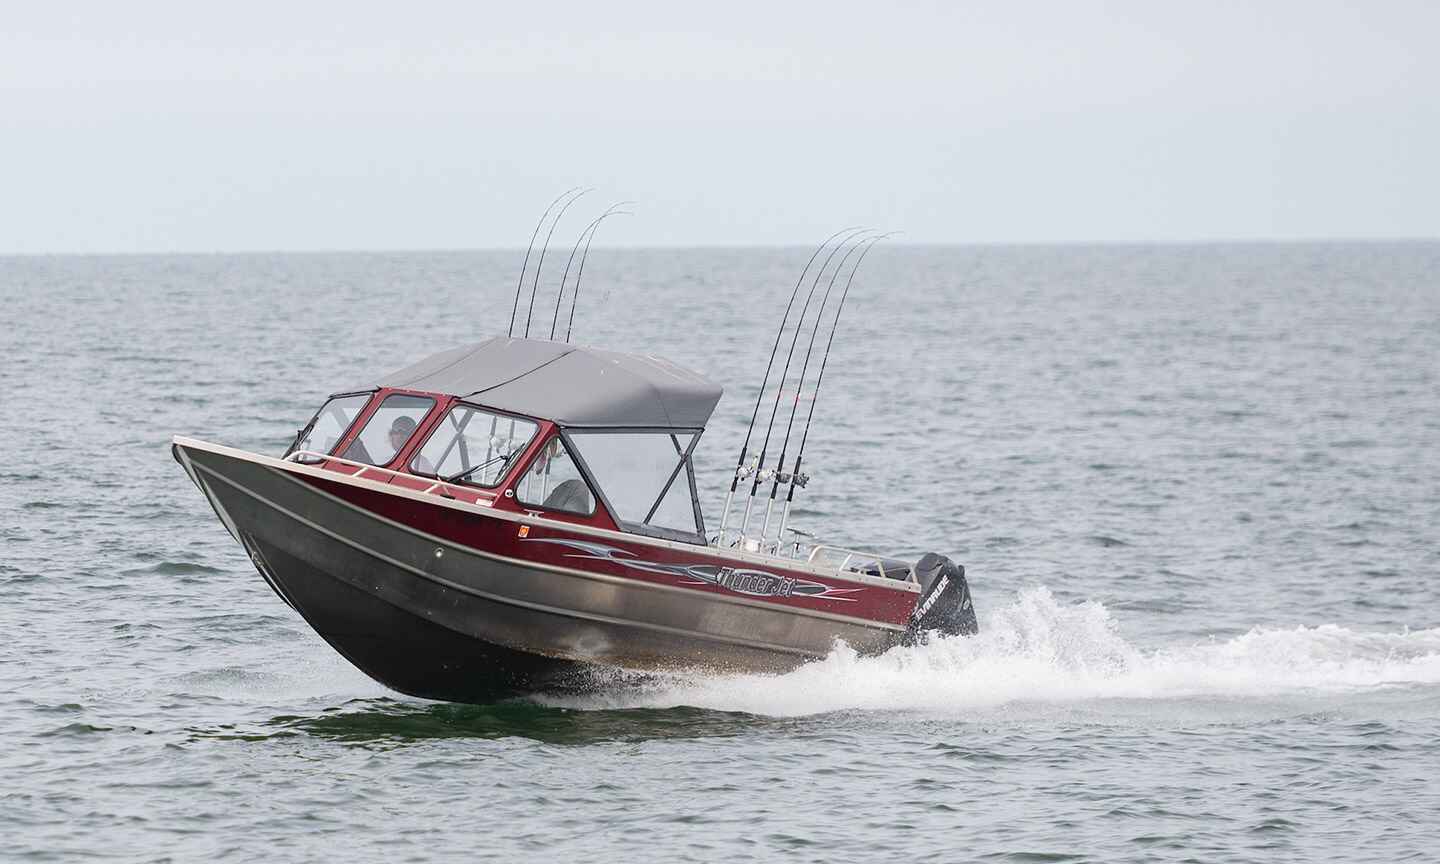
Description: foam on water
xmin=548 ymin=588 xmax=1440 ymax=716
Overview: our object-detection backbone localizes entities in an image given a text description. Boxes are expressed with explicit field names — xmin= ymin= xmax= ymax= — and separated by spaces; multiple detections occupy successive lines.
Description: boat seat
xmin=542 ymin=478 xmax=592 ymax=514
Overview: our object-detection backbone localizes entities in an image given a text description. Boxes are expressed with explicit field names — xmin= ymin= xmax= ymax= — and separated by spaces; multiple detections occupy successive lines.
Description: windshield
xmin=341 ymin=394 xmax=436 ymax=467
xmin=292 ymin=393 xmax=370 ymax=461
xmin=411 ymin=404 xmax=538 ymax=486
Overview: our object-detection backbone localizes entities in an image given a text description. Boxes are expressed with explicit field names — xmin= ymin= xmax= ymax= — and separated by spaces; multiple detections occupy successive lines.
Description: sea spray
xmin=544 ymin=587 xmax=1440 ymax=716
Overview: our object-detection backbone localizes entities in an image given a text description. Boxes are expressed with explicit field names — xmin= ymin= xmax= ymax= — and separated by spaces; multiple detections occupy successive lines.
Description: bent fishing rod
xmin=765 ymin=233 xmax=885 ymax=545
xmin=510 ymin=188 xmax=581 ymax=337
xmin=552 ymin=202 xmax=634 ymax=341
xmin=746 ymin=227 xmax=875 ymax=541
xmin=524 ymin=188 xmax=591 ymax=338
xmin=715 ymin=226 xmax=865 ymax=545
xmin=775 ymin=233 xmax=892 ymax=543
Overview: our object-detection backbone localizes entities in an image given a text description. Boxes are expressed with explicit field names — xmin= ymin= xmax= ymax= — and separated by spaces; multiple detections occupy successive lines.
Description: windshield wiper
xmin=444 ymin=450 xmax=517 ymax=484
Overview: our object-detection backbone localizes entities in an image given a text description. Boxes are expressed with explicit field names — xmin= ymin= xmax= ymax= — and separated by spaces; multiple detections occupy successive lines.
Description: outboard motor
xmin=905 ymin=553 xmax=978 ymax=642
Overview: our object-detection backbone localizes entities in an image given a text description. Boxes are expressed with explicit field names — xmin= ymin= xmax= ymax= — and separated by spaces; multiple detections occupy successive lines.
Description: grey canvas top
xmin=370 ymin=337 xmax=723 ymax=429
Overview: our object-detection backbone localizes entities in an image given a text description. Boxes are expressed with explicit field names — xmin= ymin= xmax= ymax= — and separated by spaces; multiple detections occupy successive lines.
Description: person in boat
xmin=390 ymin=416 xmax=435 ymax=474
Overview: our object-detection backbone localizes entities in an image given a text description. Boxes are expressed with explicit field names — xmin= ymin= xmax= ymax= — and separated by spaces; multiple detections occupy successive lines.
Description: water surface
xmin=3 ymin=243 xmax=1438 ymax=861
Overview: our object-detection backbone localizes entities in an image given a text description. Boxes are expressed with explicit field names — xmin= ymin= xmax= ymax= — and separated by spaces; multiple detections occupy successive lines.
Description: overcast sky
xmin=2 ymin=1 xmax=1436 ymax=253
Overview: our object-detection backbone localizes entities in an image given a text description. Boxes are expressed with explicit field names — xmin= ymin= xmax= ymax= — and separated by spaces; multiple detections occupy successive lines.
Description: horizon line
xmin=2 ymin=236 xmax=1437 ymax=258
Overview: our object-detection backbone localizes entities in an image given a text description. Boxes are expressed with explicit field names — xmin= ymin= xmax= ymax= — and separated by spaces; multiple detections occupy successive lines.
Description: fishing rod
xmin=764 ymin=233 xmax=884 ymax=546
xmin=775 ymin=234 xmax=892 ymax=544
xmin=716 ymin=226 xmax=865 ymax=545
xmin=564 ymin=204 xmax=634 ymax=343
xmin=524 ymin=188 xmax=591 ymax=338
xmin=744 ymin=227 xmax=875 ymax=542
xmin=755 ymin=230 xmax=877 ymax=541
xmin=551 ymin=202 xmax=634 ymax=341
xmin=510 ymin=188 xmax=581 ymax=338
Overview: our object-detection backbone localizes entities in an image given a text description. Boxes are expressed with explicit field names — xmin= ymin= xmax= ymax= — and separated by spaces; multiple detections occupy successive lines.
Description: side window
xmin=514 ymin=437 xmax=594 ymax=515
xmin=293 ymin=393 xmax=371 ymax=461
xmin=567 ymin=432 xmax=700 ymax=536
xmin=412 ymin=405 xmax=537 ymax=486
xmin=342 ymin=394 xmax=435 ymax=467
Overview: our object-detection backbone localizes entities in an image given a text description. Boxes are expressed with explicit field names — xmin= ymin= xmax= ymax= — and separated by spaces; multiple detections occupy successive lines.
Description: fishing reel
xmin=750 ymin=467 xmax=809 ymax=487
xmin=734 ymin=457 xmax=808 ymax=489
xmin=754 ymin=466 xmax=781 ymax=484
xmin=772 ymin=469 xmax=810 ymax=488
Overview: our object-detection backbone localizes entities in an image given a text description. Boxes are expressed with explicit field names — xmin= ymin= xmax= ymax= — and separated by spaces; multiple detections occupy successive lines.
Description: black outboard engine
xmin=905 ymin=553 xmax=979 ymax=642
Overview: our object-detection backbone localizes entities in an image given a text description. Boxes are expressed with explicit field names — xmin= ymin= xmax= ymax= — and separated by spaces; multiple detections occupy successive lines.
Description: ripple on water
xmin=1087 ymin=534 xmax=1130 ymax=547
xmin=119 ymin=561 xmax=227 ymax=577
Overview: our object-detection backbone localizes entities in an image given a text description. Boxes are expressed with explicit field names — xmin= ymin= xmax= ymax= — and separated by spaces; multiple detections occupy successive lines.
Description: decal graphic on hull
xmin=522 ymin=537 xmax=863 ymax=602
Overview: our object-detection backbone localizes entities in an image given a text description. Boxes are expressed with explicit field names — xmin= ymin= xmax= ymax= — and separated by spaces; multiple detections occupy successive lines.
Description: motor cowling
xmin=905 ymin=553 xmax=978 ymax=642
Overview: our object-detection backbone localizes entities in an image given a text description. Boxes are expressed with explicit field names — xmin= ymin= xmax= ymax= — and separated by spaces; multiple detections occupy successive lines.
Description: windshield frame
xmin=407 ymin=401 xmax=542 ymax=489
xmin=339 ymin=391 xmax=438 ymax=469
xmin=285 ymin=390 xmax=376 ymax=462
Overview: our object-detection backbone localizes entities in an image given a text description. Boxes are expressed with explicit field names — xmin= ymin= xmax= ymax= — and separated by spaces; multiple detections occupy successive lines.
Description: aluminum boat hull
xmin=174 ymin=439 xmax=916 ymax=702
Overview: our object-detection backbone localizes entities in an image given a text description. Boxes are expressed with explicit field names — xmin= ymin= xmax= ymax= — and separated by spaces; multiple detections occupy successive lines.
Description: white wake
xmin=547 ymin=587 xmax=1440 ymax=716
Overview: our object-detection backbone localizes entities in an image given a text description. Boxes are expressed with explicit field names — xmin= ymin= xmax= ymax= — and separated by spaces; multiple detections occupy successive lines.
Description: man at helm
xmin=389 ymin=415 xmax=435 ymax=474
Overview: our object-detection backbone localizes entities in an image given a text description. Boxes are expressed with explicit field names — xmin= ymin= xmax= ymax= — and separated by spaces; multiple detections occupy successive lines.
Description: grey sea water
xmin=2 ymin=243 xmax=1438 ymax=862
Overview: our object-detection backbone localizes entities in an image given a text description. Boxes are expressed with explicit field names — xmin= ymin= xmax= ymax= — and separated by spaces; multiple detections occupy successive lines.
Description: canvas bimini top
xmin=373 ymin=337 xmax=723 ymax=429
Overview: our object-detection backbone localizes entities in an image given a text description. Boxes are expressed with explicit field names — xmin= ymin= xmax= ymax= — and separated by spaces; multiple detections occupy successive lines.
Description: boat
xmin=173 ymin=218 xmax=977 ymax=703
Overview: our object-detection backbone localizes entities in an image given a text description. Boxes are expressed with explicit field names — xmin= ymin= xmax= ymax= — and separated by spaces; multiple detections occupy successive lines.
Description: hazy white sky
xmin=2 ymin=1 xmax=1436 ymax=253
